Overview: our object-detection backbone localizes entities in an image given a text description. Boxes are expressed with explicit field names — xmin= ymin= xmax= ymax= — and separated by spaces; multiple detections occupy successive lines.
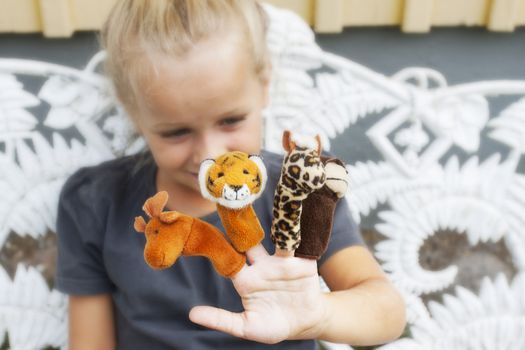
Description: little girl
xmin=55 ymin=1 xmax=406 ymax=349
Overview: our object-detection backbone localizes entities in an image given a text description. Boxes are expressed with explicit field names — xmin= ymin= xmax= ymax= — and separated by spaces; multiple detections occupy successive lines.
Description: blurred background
xmin=1 ymin=1 xmax=524 ymax=349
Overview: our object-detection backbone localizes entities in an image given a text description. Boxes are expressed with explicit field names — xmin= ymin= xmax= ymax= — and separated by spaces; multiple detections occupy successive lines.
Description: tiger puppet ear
xmin=197 ymin=151 xmax=267 ymax=252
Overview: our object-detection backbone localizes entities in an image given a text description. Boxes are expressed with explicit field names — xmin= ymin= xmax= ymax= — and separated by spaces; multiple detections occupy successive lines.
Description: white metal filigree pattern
xmin=0 ymin=3 xmax=524 ymax=349
xmin=0 ymin=266 xmax=67 ymax=350
xmin=378 ymin=273 xmax=525 ymax=350
xmin=0 ymin=54 xmax=123 ymax=349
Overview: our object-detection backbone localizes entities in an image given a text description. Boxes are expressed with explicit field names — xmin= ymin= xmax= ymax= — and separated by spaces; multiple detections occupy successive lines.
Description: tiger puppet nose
xmin=223 ymin=184 xmax=250 ymax=201
xmin=198 ymin=151 xmax=267 ymax=252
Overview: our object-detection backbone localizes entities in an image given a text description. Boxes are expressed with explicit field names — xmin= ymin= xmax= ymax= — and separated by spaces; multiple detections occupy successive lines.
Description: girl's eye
xmin=160 ymin=128 xmax=191 ymax=138
xmin=219 ymin=116 xmax=245 ymax=127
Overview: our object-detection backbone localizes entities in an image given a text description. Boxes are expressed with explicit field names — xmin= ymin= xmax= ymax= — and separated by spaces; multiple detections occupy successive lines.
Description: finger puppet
xmin=199 ymin=151 xmax=267 ymax=252
xmin=295 ymin=157 xmax=349 ymax=259
xmin=134 ymin=191 xmax=245 ymax=278
xmin=271 ymin=131 xmax=326 ymax=251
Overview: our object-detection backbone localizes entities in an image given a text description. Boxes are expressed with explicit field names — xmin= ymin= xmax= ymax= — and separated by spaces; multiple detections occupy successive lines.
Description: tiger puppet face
xmin=199 ymin=151 xmax=267 ymax=209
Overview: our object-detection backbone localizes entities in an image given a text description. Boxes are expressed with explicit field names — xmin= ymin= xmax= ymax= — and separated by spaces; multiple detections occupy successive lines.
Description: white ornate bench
xmin=1 ymin=4 xmax=525 ymax=350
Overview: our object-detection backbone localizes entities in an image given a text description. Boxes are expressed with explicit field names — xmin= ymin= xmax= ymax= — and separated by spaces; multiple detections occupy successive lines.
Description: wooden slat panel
xmin=343 ymin=0 xmax=403 ymax=26
xmin=0 ymin=0 xmax=524 ymax=36
xmin=0 ymin=0 xmax=41 ymax=33
xmin=39 ymin=0 xmax=74 ymax=37
xmin=264 ymin=0 xmax=315 ymax=25
xmin=71 ymin=0 xmax=117 ymax=30
xmin=488 ymin=0 xmax=519 ymax=31
xmin=432 ymin=0 xmax=490 ymax=26
xmin=464 ymin=0 xmax=491 ymax=25
xmin=314 ymin=0 xmax=344 ymax=33
xmin=402 ymin=0 xmax=434 ymax=33
xmin=516 ymin=0 xmax=525 ymax=24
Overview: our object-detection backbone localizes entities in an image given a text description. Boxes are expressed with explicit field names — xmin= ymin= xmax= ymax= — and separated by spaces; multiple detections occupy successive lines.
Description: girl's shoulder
xmin=59 ymin=153 xmax=155 ymax=208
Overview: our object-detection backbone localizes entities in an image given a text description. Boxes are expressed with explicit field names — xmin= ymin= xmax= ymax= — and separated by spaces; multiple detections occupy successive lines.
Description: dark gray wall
xmin=317 ymin=27 xmax=525 ymax=84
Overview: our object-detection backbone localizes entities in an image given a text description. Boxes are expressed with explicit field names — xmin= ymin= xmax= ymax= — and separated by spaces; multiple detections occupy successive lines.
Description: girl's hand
xmin=189 ymin=245 xmax=329 ymax=344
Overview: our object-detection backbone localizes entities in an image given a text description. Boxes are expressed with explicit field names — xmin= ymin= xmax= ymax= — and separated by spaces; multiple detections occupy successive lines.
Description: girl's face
xmin=132 ymin=36 xmax=270 ymax=194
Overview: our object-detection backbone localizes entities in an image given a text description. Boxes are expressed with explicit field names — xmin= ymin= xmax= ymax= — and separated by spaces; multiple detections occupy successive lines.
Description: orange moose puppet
xmin=134 ymin=191 xmax=245 ymax=278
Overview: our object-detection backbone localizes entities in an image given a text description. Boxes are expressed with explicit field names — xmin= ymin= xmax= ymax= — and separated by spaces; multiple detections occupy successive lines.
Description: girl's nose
xmin=194 ymin=132 xmax=228 ymax=162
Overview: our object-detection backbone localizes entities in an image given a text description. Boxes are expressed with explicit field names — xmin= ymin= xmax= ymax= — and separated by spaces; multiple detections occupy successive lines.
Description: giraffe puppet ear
xmin=314 ymin=134 xmax=322 ymax=155
xmin=134 ymin=216 xmax=147 ymax=233
xmin=159 ymin=211 xmax=180 ymax=224
xmin=282 ymin=130 xmax=296 ymax=152
xmin=143 ymin=191 xmax=168 ymax=218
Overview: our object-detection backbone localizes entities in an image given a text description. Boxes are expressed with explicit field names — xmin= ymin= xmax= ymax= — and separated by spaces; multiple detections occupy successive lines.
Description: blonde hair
xmin=101 ymin=0 xmax=269 ymax=112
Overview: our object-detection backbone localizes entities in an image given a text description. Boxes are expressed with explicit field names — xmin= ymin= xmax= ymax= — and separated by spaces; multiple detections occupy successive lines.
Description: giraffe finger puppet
xmin=271 ymin=131 xmax=326 ymax=252
xmin=199 ymin=151 xmax=267 ymax=252
xmin=295 ymin=157 xmax=349 ymax=259
xmin=134 ymin=191 xmax=245 ymax=278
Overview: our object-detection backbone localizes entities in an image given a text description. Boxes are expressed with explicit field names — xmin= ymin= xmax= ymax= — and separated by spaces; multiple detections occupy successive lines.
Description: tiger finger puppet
xmin=199 ymin=151 xmax=267 ymax=252
xmin=134 ymin=191 xmax=245 ymax=278
xmin=295 ymin=157 xmax=349 ymax=259
xmin=271 ymin=131 xmax=326 ymax=252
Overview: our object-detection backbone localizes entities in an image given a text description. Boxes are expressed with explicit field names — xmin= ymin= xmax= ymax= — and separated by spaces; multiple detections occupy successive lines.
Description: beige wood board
xmin=0 ymin=0 xmax=41 ymax=32
xmin=263 ymin=0 xmax=314 ymax=25
xmin=517 ymin=0 xmax=525 ymax=24
xmin=432 ymin=0 xmax=491 ymax=26
xmin=403 ymin=0 xmax=434 ymax=32
xmin=71 ymin=0 xmax=117 ymax=30
xmin=343 ymin=0 xmax=403 ymax=26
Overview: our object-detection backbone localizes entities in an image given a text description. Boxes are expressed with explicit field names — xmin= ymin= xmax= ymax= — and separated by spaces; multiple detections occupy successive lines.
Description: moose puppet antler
xmin=134 ymin=191 xmax=245 ymax=278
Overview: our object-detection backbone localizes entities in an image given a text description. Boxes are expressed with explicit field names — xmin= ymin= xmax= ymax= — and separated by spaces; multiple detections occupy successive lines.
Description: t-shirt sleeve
xmin=318 ymin=195 xmax=365 ymax=267
xmin=55 ymin=169 xmax=115 ymax=295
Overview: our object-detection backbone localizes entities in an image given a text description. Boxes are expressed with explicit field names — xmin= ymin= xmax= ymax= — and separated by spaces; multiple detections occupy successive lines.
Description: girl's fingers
xmin=274 ymin=248 xmax=295 ymax=258
xmin=245 ymin=244 xmax=269 ymax=264
xmin=189 ymin=306 xmax=245 ymax=338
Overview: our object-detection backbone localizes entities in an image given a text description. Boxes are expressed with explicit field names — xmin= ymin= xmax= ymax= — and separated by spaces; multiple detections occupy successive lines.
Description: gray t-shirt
xmin=55 ymin=150 xmax=364 ymax=349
